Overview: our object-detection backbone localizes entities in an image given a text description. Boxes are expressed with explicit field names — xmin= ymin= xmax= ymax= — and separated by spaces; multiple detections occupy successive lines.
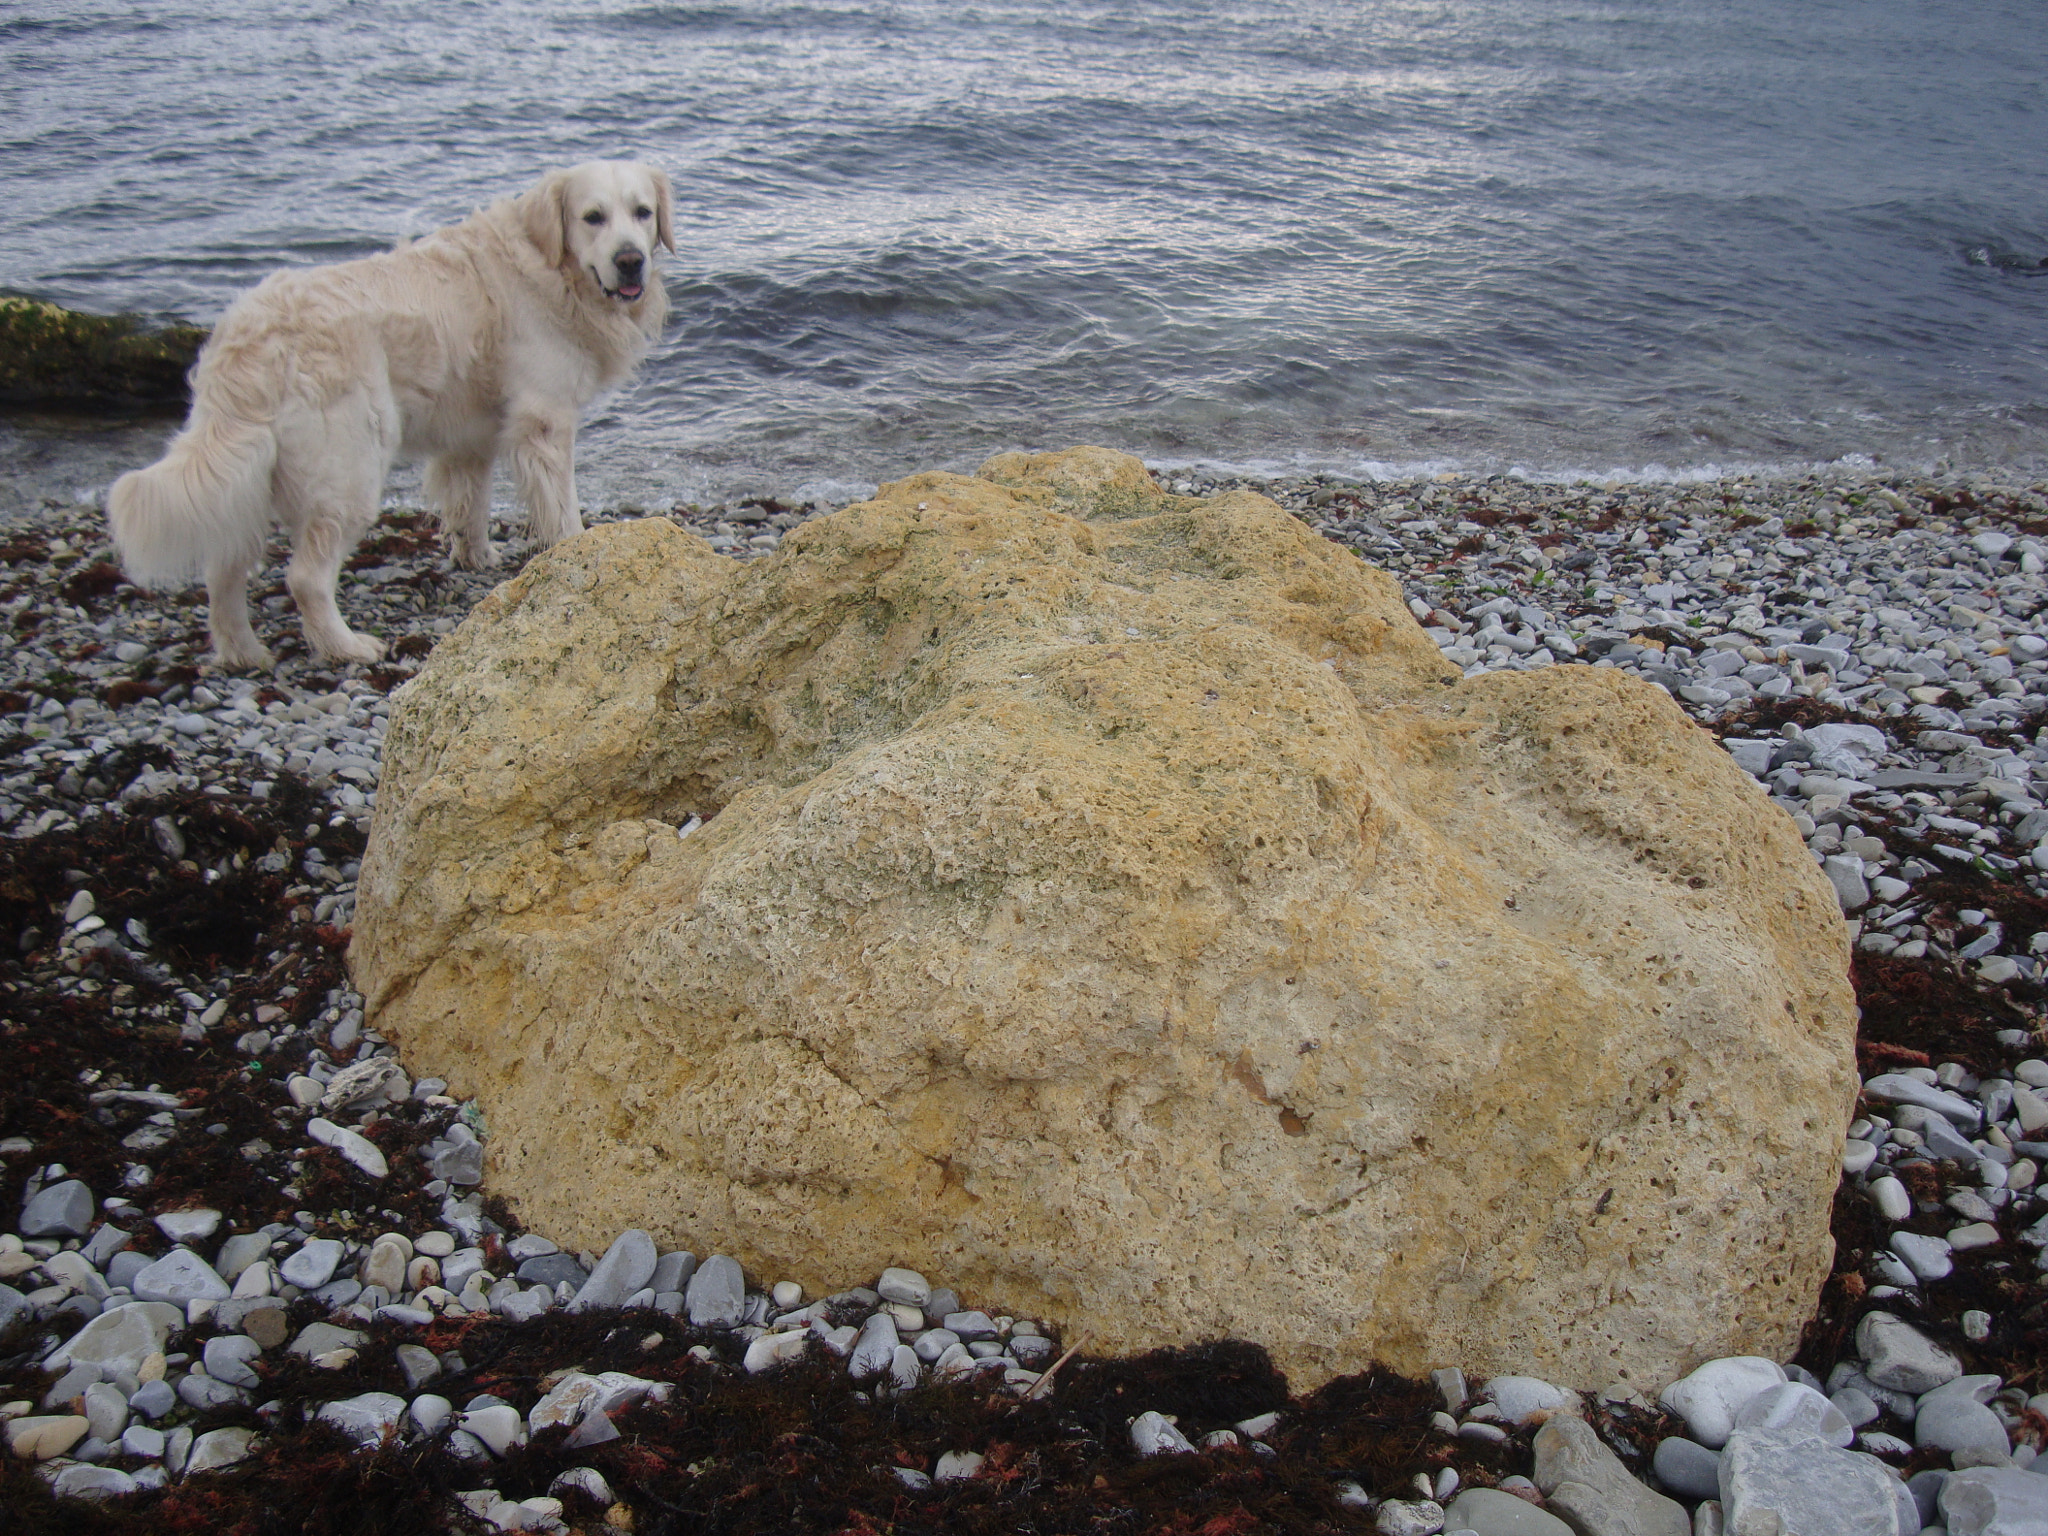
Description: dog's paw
xmin=317 ymin=632 xmax=388 ymax=666
xmin=451 ymin=536 xmax=499 ymax=571
xmin=211 ymin=642 xmax=276 ymax=673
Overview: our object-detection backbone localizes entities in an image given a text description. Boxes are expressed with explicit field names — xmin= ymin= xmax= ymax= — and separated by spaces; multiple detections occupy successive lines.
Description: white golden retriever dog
xmin=108 ymin=161 xmax=673 ymax=669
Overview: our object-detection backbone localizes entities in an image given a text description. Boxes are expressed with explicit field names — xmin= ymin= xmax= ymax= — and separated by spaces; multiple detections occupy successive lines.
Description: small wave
xmin=1963 ymin=245 xmax=2048 ymax=276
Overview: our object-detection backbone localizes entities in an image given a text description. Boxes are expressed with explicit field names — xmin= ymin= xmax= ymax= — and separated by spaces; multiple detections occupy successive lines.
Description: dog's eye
xmin=582 ymin=210 xmax=605 ymax=226
xmin=634 ymin=206 xmax=653 ymax=221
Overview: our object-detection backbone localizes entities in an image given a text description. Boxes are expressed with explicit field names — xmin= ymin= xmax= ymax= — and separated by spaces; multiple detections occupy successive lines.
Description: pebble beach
xmin=5 ymin=460 xmax=2048 ymax=1535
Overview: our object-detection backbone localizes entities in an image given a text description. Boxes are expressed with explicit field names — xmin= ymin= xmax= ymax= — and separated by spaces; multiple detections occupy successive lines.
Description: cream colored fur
xmin=107 ymin=161 xmax=674 ymax=669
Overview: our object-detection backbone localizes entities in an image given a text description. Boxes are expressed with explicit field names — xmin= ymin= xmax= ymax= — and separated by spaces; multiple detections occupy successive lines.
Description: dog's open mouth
xmin=595 ymin=267 xmax=645 ymax=302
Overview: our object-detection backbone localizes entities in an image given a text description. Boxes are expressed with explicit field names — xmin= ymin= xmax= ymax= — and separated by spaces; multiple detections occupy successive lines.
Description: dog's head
xmin=522 ymin=160 xmax=674 ymax=304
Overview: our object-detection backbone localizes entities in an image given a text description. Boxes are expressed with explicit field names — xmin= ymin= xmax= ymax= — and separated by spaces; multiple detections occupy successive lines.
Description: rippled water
xmin=5 ymin=0 xmax=2046 ymax=504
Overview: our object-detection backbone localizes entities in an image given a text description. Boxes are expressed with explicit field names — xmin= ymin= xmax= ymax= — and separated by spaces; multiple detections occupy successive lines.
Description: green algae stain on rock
xmin=0 ymin=297 xmax=207 ymax=414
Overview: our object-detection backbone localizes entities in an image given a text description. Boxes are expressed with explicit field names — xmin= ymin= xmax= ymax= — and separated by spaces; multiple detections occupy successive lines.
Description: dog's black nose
xmin=616 ymin=250 xmax=644 ymax=276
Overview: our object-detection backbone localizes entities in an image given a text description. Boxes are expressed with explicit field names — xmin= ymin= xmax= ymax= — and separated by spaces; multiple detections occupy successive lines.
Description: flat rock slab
xmin=1720 ymin=1426 xmax=1904 ymax=1536
xmin=46 ymin=1301 xmax=184 ymax=1377
xmin=1942 ymin=1465 xmax=2048 ymax=1536
xmin=353 ymin=446 xmax=1858 ymax=1389
xmin=131 ymin=1247 xmax=229 ymax=1304
xmin=1532 ymin=1414 xmax=1688 ymax=1536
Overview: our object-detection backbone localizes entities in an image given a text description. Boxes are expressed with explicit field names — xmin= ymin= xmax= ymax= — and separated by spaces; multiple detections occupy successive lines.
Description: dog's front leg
xmin=510 ymin=405 xmax=581 ymax=548
xmin=426 ymin=452 xmax=496 ymax=569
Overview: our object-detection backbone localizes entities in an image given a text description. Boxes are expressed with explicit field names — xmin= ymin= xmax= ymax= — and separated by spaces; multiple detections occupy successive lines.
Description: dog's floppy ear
xmin=651 ymin=167 xmax=675 ymax=253
xmin=519 ymin=170 xmax=569 ymax=267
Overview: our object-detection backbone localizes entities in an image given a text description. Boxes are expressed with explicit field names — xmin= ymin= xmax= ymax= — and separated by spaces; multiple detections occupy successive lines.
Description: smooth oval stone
xmin=876 ymin=1267 xmax=931 ymax=1307
xmin=1653 ymin=1435 xmax=1722 ymax=1500
xmin=1915 ymin=1394 xmax=2011 ymax=1460
xmin=411 ymin=1394 xmax=453 ymax=1436
xmin=128 ymin=1379 xmax=176 ymax=1420
xmin=6 ymin=1414 xmax=89 ymax=1461
xmin=742 ymin=1330 xmax=810 ymax=1374
xmin=1658 ymin=1356 xmax=1787 ymax=1449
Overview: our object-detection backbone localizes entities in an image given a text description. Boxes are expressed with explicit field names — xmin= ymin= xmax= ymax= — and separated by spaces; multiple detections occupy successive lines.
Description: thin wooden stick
xmin=1011 ymin=1332 xmax=1088 ymax=1407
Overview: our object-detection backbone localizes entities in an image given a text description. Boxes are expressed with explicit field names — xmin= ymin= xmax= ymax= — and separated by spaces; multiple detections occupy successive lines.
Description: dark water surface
xmin=4 ymin=0 xmax=2046 ymax=505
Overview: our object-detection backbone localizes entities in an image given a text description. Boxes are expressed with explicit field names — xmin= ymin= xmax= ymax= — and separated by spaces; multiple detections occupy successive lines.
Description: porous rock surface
xmin=351 ymin=446 xmax=1856 ymax=1389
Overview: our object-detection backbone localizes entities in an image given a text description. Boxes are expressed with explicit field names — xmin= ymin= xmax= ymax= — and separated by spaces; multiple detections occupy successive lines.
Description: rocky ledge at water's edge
xmin=2 ymin=452 xmax=2048 ymax=1534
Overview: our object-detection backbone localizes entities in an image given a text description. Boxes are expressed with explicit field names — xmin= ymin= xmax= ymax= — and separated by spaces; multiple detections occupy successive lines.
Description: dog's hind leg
xmin=426 ymin=452 xmax=496 ymax=570
xmin=285 ymin=504 xmax=386 ymax=666
xmin=204 ymin=556 xmax=275 ymax=672
xmin=509 ymin=405 xmax=582 ymax=548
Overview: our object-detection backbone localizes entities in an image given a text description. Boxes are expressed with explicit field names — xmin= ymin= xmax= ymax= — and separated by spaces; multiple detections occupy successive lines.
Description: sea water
xmin=3 ymin=0 xmax=2045 ymax=506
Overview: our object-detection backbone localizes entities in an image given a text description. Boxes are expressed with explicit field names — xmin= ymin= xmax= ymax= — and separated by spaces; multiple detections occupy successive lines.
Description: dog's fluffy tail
xmin=108 ymin=406 xmax=276 ymax=587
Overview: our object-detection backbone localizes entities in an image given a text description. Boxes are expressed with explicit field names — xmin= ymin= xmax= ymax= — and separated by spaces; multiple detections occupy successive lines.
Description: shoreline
xmin=3 ymin=451 xmax=2048 ymax=1530
xmin=6 ymin=409 xmax=2047 ymax=529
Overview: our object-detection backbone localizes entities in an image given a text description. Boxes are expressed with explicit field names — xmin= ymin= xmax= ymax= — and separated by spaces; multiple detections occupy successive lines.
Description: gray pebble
xmin=131 ymin=1248 xmax=230 ymax=1305
xmin=395 ymin=1343 xmax=442 ymax=1390
xmin=279 ymin=1237 xmax=345 ymax=1289
xmin=1009 ymin=1334 xmax=1054 ymax=1367
xmin=214 ymin=1232 xmax=273 ymax=1283
xmin=877 ymin=1267 xmax=931 ymax=1307
xmin=42 ymin=1362 xmax=102 ymax=1410
xmin=177 ymin=1371 xmax=249 ymax=1410
xmin=80 ymin=1223 xmax=132 ymax=1270
xmin=153 ymin=1208 xmax=222 ymax=1244
xmin=913 ymin=1328 xmax=960 ymax=1363
xmin=516 ymin=1251 xmax=590 ymax=1290
xmin=202 ymin=1334 xmax=264 ymax=1387
xmin=1859 ymin=1310 xmax=1964 ymax=1393
xmin=650 ymin=1251 xmax=696 ymax=1293
xmin=922 ymin=1288 xmax=961 ymax=1328
xmin=570 ymin=1228 xmax=657 ymax=1311
xmin=849 ymin=1313 xmax=900 ymax=1381
xmin=127 ymin=1379 xmax=176 ymax=1420
xmin=316 ymin=1391 xmax=408 ymax=1446
xmin=685 ymin=1254 xmax=746 ymax=1328
xmin=1653 ymin=1435 xmax=1722 ymax=1500
xmin=498 ymin=1286 xmax=553 ymax=1323
xmin=20 ymin=1178 xmax=95 ymax=1237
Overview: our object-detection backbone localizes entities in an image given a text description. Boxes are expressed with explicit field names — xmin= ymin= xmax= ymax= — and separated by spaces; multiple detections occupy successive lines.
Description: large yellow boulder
xmin=351 ymin=447 xmax=1855 ymax=1390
